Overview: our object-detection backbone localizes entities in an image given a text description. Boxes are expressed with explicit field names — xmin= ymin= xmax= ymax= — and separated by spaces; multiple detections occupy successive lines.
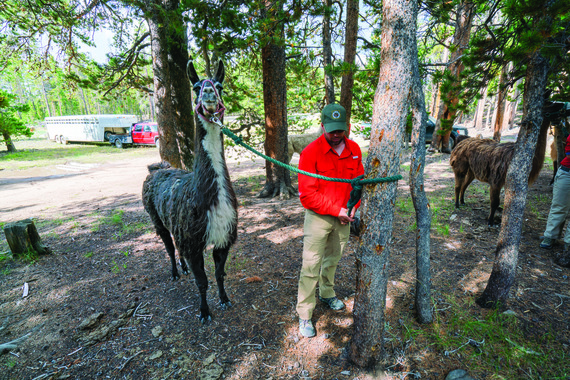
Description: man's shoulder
xmin=346 ymin=138 xmax=362 ymax=155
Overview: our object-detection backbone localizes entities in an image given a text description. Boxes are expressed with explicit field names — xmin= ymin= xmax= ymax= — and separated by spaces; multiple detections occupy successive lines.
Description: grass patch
xmin=400 ymin=296 xmax=569 ymax=379
xmin=0 ymin=136 xmax=155 ymax=171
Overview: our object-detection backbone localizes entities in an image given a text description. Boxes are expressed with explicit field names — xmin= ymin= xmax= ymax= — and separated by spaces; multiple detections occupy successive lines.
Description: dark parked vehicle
xmin=424 ymin=116 xmax=469 ymax=149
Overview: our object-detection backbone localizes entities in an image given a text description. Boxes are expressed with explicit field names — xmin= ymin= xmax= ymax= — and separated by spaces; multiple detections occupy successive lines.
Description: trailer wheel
xmin=114 ymin=139 xmax=124 ymax=149
xmin=54 ymin=135 xmax=61 ymax=143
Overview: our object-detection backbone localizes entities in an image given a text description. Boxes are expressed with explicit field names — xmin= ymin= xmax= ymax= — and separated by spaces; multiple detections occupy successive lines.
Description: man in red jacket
xmin=540 ymin=133 xmax=570 ymax=267
xmin=296 ymin=103 xmax=364 ymax=338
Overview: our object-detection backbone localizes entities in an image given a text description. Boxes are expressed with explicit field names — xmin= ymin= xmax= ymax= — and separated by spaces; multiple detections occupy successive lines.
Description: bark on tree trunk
xmin=145 ymin=0 xmax=195 ymax=170
xmin=492 ymin=64 xmax=509 ymax=142
xmin=2 ymin=131 xmax=16 ymax=152
xmin=474 ymin=86 xmax=488 ymax=130
xmin=409 ymin=34 xmax=433 ymax=325
xmin=258 ymin=10 xmax=296 ymax=200
xmin=477 ymin=53 xmax=549 ymax=308
xmin=340 ymin=0 xmax=359 ymax=127
xmin=506 ymin=84 xmax=520 ymax=130
xmin=349 ymin=0 xmax=416 ymax=367
xmin=429 ymin=1 xmax=475 ymax=153
xmin=323 ymin=0 xmax=335 ymax=104
xmin=485 ymin=96 xmax=494 ymax=129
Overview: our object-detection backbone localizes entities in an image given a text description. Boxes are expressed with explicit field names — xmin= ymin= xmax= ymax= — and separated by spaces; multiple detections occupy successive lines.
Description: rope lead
xmin=216 ymin=123 xmax=402 ymax=210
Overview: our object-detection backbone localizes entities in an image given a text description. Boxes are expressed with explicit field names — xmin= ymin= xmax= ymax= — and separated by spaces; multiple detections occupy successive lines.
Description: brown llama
xmin=450 ymin=100 xmax=567 ymax=226
xmin=142 ymin=60 xmax=238 ymax=323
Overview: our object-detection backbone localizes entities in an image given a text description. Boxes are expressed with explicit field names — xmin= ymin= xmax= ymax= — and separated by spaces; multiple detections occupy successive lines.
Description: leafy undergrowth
xmin=0 ymin=152 xmax=569 ymax=380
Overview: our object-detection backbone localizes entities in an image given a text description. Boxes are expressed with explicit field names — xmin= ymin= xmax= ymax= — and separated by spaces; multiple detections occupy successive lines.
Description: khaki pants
xmin=296 ymin=210 xmax=350 ymax=320
xmin=544 ymin=167 xmax=570 ymax=244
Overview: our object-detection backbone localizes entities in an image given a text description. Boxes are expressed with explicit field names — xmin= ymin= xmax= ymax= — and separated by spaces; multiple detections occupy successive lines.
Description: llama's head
xmin=187 ymin=60 xmax=225 ymax=117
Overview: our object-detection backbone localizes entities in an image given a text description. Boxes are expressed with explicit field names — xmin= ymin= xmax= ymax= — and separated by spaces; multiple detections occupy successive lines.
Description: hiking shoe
xmin=299 ymin=319 xmax=315 ymax=338
xmin=540 ymin=237 xmax=553 ymax=249
xmin=319 ymin=296 xmax=345 ymax=311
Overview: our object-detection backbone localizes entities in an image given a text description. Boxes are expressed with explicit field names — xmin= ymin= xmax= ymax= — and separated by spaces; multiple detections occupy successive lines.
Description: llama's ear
xmin=187 ymin=60 xmax=200 ymax=85
xmin=213 ymin=60 xmax=225 ymax=84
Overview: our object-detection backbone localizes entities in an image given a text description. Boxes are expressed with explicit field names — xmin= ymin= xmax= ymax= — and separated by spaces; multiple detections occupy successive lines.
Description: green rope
xmin=218 ymin=123 xmax=402 ymax=214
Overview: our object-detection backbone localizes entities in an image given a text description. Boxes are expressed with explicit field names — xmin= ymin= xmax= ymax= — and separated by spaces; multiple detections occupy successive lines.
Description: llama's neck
xmin=194 ymin=117 xmax=236 ymax=247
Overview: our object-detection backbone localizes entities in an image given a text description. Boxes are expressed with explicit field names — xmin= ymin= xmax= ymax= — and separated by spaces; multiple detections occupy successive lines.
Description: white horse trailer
xmin=45 ymin=114 xmax=138 ymax=144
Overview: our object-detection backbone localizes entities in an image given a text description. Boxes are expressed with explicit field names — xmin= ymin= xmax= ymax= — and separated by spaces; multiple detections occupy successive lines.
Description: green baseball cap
xmin=321 ymin=103 xmax=348 ymax=133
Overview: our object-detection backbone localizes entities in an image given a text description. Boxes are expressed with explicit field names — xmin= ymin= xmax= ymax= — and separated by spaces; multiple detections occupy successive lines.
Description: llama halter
xmin=195 ymin=79 xmax=226 ymax=124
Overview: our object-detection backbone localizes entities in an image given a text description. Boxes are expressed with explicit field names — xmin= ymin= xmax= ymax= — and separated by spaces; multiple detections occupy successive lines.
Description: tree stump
xmin=3 ymin=219 xmax=51 ymax=256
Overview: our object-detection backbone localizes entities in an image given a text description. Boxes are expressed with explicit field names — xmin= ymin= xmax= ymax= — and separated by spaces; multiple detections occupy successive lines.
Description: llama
xmin=142 ymin=60 xmax=238 ymax=323
xmin=450 ymin=100 xmax=567 ymax=226
xmin=288 ymin=129 xmax=323 ymax=163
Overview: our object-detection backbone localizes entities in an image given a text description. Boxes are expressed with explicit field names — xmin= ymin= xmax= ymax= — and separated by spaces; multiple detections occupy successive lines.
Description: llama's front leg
xmin=188 ymin=253 xmax=211 ymax=323
xmin=157 ymin=228 xmax=179 ymax=280
xmin=213 ymin=247 xmax=231 ymax=309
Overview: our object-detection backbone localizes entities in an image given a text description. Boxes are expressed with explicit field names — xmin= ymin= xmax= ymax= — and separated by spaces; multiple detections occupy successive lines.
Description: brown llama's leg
xmin=488 ymin=186 xmax=502 ymax=226
xmin=187 ymin=248 xmax=211 ymax=323
xmin=156 ymin=227 xmax=179 ymax=280
xmin=213 ymin=247 xmax=231 ymax=309
xmin=454 ymin=172 xmax=466 ymax=208
xmin=459 ymin=171 xmax=475 ymax=205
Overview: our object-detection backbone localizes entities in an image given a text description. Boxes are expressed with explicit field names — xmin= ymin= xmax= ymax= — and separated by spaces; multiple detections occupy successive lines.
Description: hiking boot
xmin=540 ymin=237 xmax=554 ymax=249
xmin=299 ymin=319 xmax=315 ymax=338
xmin=319 ymin=296 xmax=345 ymax=311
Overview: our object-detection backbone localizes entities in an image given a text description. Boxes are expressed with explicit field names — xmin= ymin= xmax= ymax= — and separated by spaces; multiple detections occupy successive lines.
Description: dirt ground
xmin=0 ymin=138 xmax=569 ymax=380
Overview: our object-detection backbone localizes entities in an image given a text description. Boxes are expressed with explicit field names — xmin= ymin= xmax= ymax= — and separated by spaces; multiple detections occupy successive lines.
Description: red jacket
xmin=298 ymin=134 xmax=365 ymax=217
xmin=561 ymin=134 xmax=570 ymax=168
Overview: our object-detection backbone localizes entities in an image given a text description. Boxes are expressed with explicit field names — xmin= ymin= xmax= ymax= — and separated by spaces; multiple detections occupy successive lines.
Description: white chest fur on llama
xmin=201 ymin=118 xmax=237 ymax=248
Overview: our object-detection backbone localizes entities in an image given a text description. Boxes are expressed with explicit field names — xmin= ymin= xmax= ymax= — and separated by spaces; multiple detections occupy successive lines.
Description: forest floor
xmin=0 ymin=133 xmax=569 ymax=380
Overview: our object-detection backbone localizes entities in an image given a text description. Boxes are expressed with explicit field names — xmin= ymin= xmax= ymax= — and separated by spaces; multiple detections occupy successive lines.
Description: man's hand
xmin=338 ymin=207 xmax=355 ymax=225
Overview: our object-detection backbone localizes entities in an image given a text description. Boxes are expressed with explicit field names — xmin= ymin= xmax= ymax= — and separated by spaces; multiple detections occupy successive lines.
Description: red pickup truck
xmin=109 ymin=122 xmax=160 ymax=148
xmin=131 ymin=122 xmax=159 ymax=146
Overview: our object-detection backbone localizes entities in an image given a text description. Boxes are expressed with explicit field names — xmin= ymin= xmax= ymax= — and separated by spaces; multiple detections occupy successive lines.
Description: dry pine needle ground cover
xmin=0 ymin=149 xmax=569 ymax=380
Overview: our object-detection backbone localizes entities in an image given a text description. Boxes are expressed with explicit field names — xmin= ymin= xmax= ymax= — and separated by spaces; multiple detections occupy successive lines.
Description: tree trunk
xmin=492 ymin=64 xmax=509 ymax=142
xmin=349 ymin=0 xmax=416 ymax=367
xmin=258 ymin=2 xmax=296 ymax=200
xmin=409 ymin=29 xmax=432 ymax=325
xmin=429 ymin=1 xmax=475 ymax=153
xmin=4 ymin=219 xmax=51 ymax=256
xmin=145 ymin=0 xmax=195 ymax=170
xmin=485 ymin=95 xmax=494 ymax=129
xmin=474 ymin=86 xmax=488 ymax=130
xmin=323 ymin=0 xmax=335 ymax=104
xmin=506 ymin=83 xmax=520 ymax=130
xmin=339 ymin=0 xmax=359 ymax=127
xmin=477 ymin=52 xmax=549 ymax=308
